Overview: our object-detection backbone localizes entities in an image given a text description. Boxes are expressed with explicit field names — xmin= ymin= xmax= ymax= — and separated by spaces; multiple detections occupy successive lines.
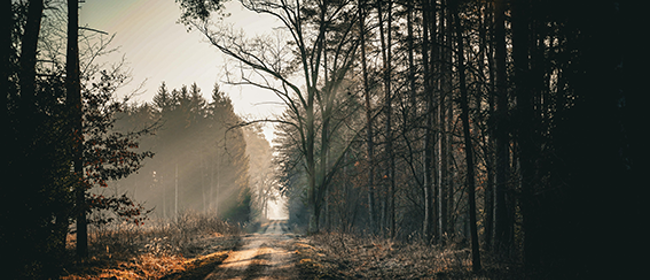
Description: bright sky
xmin=79 ymin=0 xmax=284 ymax=141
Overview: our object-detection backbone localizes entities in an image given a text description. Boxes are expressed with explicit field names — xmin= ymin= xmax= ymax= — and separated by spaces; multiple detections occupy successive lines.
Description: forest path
xmin=204 ymin=220 xmax=299 ymax=280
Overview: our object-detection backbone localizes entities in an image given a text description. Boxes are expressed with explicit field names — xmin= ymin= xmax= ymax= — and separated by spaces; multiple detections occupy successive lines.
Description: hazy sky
xmin=79 ymin=0 xmax=283 ymax=140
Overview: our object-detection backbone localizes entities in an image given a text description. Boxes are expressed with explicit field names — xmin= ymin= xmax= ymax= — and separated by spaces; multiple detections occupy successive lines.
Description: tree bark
xmin=67 ymin=0 xmax=86 ymax=259
xmin=359 ymin=0 xmax=376 ymax=233
xmin=493 ymin=0 xmax=513 ymax=254
xmin=377 ymin=0 xmax=394 ymax=238
xmin=511 ymin=0 xmax=541 ymax=270
xmin=438 ymin=0 xmax=451 ymax=240
xmin=20 ymin=0 xmax=44 ymax=113
xmin=480 ymin=0 xmax=495 ymax=251
xmin=421 ymin=0 xmax=434 ymax=243
xmin=451 ymin=0 xmax=481 ymax=272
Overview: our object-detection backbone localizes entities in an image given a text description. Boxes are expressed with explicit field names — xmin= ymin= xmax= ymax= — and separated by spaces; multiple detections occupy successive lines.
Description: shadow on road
xmin=162 ymin=220 xmax=297 ymax=280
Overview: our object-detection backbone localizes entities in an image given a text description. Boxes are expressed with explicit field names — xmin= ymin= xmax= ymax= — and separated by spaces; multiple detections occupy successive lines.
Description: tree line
xmin=179 ymin=0 xmax=644 ymax=277
xmin=111 ymin=82 xmax=257 ymax=224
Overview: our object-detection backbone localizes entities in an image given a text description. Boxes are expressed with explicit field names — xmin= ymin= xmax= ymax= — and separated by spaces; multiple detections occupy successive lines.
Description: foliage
xmin=80 ymin=68 xmax=155 ymax=227
xmin=176 ymin=0 xmax=230 ymax=26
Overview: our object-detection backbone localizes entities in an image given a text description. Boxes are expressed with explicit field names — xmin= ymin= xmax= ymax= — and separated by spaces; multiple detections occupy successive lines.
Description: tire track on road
xmin=204 ymin=220 xmax=297 ymax=280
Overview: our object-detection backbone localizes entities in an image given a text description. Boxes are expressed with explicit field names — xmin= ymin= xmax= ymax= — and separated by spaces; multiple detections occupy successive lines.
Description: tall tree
xmin=19 ymin=0 xmax=44 ymax=113
xmin=421 ymin=0 xmax=436 ymax=243
xmin=65 ymin=0 xmax=87 ymax=259
xmin=511 ymin=0 xmax=541 ymax=270
xmin=437 ymin=8 xmax=450 ymax=244
xmin=358 ymin=0 xmax=376 ymax=233
xmin=377 ymin=0 xmax=395 ymax=238
xmin=450 ymin=0 xmax=481 ymax=272
xmin=493 ymin=0 xmax=512 ymax=253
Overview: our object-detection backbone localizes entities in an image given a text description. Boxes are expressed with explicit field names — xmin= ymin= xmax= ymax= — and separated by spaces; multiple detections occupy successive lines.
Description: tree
xmin=377 ymin=0 xmax=395 ymax=238
xmin=244 ymin=124 xmax=275 ymax=221
xmin=19 ymin=0 xmax=44 ymax=113
xmin=177 ymin=0 xmax=360 ymax=232
xmin=66 ymin=0 xmax=88 ymax=259
xmin=121 ymin=82 xmax=251 ymax=222
xmin=358 ymin=0 xmax=376 ymax=233
xmin=450 ymin=0 xmax=481 ymax=272
xmin=421 ymin=0 xmax=435 ymax=243
xmin=63 ymin=1 xmax=155 ymax=259
xmin=492 ymin=0 xmax=513 ymax=254
xmin=510 ymin=0 xmax=540 ymax=270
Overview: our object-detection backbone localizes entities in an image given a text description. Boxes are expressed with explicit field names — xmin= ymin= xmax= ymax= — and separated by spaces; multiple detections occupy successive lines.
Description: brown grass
xmin=297 ymin=233 xmax=523 ymax=280
xmin=60 ymin=211 xmax=241 ymax=280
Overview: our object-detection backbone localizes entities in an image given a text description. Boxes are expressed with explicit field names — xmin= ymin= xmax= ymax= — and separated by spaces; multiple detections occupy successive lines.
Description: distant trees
xmin=113 ymin=82 xmax=252 ymax=223
xmin=244 ymin=124 xmax=275 ymax=221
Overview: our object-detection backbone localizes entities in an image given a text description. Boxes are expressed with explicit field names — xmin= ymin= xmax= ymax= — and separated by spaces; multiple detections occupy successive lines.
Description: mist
xmin=101 ymin=82 xmax=282 ymax=224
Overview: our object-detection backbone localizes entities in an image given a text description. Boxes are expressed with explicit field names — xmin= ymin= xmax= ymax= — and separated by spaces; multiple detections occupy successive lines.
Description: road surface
xmin=204 ymin=220 xmax=298 ymax=280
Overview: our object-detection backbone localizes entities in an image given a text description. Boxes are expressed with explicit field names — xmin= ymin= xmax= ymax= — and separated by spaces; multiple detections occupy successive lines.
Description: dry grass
xmin=60 ymin=211 xmax=241 ymax=280
xmin=298 ymin=233 xmax=523 ymax=279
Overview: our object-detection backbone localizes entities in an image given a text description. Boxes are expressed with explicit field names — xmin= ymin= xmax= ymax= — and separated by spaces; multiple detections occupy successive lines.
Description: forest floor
xmin=60 ymin=212 xmax=241 ymax=280
xmin=60 ymin=217 xmax=522 ymax=279
xmin=60 ymin=219 xmax=309 ymax=280
xmin=296 ymin=233 xmax=524 ymax=280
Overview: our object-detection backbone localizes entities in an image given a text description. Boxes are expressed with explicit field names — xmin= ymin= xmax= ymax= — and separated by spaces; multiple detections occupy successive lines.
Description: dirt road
xmin=204 ymin=220 xmax=299 ymax=280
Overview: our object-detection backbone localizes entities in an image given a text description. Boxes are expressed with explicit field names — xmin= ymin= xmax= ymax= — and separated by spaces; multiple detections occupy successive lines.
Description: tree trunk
xmin=307 ymin=97 xmax=317 ymax=232
xmin=451 ymin=0 xmax=481 ymax=272
xmin=377 ymin=0 xmax=394 ymax=238
xmin=480 ymin=0 xmax=495 ymax=251
xmin=438 ymin=1 xmax=450 ymax=241
xmin=493 ymin=0 xmax=513 ymax=254
xmin=386 ymin=0 xmax=395 ymax=240
xmin=359 ymin=0 xmax=376 ymax=233
xmin=216 ymin=153 xmax=221 ymax=216
xmin=511 ymin=0 xmax=540 ymax=270
xmin=429 ymin=0 xmax=440 ymax=243
xmin=66 ymin=0 xmax=86 ymax=260
xmin=175 ymin=163 xmax=179 ymax=216
xmin=421 ymin=0 xmax=434 ymax=243
xmin=20 ymin=0 xmax=44 ymax=113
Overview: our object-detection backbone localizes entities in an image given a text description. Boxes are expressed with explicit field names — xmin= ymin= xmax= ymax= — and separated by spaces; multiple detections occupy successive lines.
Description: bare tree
xmin=178 ymin=0 xmax=360 ymax=232
xmin=450 ymin=0 xmax=481 ymax=272
xmin=493 ymin=0 xmax=513 ymax=253
xmin=358 ymin=0 xmax=376 ymax=233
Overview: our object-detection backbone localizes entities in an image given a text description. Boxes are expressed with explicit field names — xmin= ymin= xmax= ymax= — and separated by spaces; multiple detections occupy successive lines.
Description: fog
xmin=97 ymin=83 xmax=283 ymax=224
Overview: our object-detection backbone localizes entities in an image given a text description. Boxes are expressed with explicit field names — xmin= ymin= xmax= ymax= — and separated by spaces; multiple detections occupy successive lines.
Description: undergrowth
xmin=60 ymin=211 xmax=241 ymax=280
xmin=298 ymin=232 xmax=523 ymax=279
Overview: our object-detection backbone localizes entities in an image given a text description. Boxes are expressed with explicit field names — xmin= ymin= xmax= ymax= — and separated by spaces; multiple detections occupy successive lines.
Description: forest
xmin=2 ymin=0 xmax=645 ymax=279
